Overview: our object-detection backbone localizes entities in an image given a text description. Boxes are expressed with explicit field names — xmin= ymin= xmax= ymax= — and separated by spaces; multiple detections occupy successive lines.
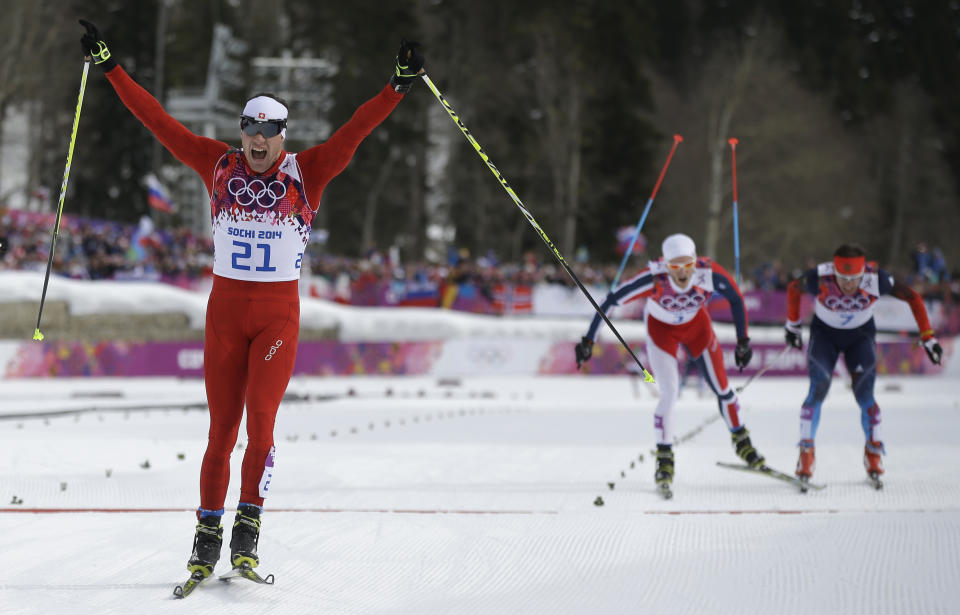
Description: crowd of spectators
xmin=2 ymin=207 xmax=956 ymax=308
xmin=0 ymin=209 xmax=212 ymax=287
xmin=0 ymin=207 xmax=619 ymax=306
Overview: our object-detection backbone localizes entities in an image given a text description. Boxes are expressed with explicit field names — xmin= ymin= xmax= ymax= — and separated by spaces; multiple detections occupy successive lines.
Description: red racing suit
xmin=103 ymin=65 xmax=403 ymax=511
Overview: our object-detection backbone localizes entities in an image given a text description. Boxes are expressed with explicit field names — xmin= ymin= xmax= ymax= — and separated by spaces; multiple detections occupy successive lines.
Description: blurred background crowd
xmin=2 ymin=207 xmax=954 ymax=315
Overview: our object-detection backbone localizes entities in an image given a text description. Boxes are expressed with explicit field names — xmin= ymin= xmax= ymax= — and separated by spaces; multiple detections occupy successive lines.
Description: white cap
xmin=661 ymin=233 xmax=697 ymax=261
xmin=242 ymin=95 xmax=288 ymax=121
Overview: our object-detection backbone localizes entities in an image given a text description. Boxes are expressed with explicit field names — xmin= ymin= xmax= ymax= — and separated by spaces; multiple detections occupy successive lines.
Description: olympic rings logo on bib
xmin=659 ymin=293 xmax=706 ymax=310
xmin=823 ymin=294 xmax=872 ymax=310
xmin=228 ymin=177 xmax=288 ymax=208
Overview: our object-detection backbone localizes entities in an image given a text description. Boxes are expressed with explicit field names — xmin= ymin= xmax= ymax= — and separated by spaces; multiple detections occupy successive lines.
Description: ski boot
xmin=796 ymin=443 xmax=816 ymax=479
xmin=187 ymin=515 xmax=223 ymax=578
xmin=230 ymin=504 xmax=262 ymax=569
xmin=731 ymin=427 xmax=765 ymax=468
xmin=864 ymin=441 xmax=884 ymax=489
xmin=655 ymin=444 xmax=674 ymax=499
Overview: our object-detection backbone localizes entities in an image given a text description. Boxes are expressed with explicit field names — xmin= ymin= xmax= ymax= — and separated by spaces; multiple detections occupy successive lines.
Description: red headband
xmin=834 ymin=255 xmax=865 ymax=276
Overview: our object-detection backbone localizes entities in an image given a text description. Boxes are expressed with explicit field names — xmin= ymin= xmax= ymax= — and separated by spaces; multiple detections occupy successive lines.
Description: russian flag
xmin=615 ymin=226 xmax=646 ymax=256
xmin=145 ymin=173 xmax=175 ymax=213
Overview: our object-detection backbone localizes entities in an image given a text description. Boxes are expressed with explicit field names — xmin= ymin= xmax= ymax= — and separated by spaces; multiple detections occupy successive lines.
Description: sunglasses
xmin=835 ymin=272 xmax=863 ymax=282
xmin=240 ymin=116 xmax=287 ymax=138
xmin=667 ymin=260 xmax=696 ymax=271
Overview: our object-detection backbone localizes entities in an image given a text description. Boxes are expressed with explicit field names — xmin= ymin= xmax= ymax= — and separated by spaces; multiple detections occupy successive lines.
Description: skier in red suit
xmin=575 ymin=233 xmax=763 ymax=498
xmin=80 ymin=19 xmax=424 ymax=579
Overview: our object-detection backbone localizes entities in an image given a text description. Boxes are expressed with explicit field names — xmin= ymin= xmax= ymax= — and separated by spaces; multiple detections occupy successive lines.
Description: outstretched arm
xmin=80 ymin=19 xmax=228 ymax=190
xmin=711 ymin=262 xmax=752 ymax=369
xmin=890 ymin=279 xmax=935 ymax=339
xmin=105 ymin=68 xmax=229 ymax=187
xmin=884 ymin=273 xmax=942 ymax=365
xmin=584 ymin=271 xmax=654 ymax=342
xmin=295 ymin=86 xmax=404 ymax=202
xmin=711 ymin=262 xmax=748 ymax=341
xmin=295 ymin=40 xmax=424 ymax=205
xmin=576 ymin=271 xmax=653 ymax=369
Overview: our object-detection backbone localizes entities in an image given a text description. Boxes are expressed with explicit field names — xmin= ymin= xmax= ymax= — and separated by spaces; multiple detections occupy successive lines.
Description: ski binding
xmin=173 ymin=569 xmax=209 ymax=599
xmin=219 ymin=561 xmax=275 ymax=585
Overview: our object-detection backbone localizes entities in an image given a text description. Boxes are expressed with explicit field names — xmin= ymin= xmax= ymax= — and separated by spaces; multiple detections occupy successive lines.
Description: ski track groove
xmin=2 ymin=376 xmax=960 ymax=613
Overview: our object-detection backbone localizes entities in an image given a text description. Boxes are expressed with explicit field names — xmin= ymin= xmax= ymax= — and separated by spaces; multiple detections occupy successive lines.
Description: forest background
xmin=2 ymin=0 xmax=958 ymax=276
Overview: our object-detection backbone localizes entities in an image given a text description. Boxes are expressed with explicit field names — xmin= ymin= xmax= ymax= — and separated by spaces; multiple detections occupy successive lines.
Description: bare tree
xmin=360 ymin=146 xmax=401 ymax=252
xmin=701 ymin=32 xmax=760 ymax=260
xmin=647 ymin=21 xmax=881 ymax=276
xmin=530 ymin=25 xmax=584 ymax=256
xmin=874 ymin=82 xmax=959 ymax=271
xmin=0 ymin=2 xmax=71 ymax=201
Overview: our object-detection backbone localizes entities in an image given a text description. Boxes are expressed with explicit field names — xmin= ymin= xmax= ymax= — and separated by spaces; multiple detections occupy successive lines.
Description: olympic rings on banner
xmin=467 ymin=345 xmax=509 ymax=365
xmin=228 ymin=177 xmax=288 ymax=208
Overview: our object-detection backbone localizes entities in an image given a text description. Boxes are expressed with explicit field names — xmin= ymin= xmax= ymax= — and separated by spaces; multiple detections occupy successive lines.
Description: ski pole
xmin=734 ymin=345 xmax=792 ymax=394
xmin=728 ymin=138 xmax=741 ymax=286
xmin=610 ymin=134 xmax=683 ymax=290
xmin=420 ymin=72 xmax=654 ymax=383
xmin=34 ymin=60 xmax=91 ymax=341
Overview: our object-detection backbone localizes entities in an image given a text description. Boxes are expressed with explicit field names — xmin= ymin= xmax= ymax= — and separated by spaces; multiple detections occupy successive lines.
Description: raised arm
xmin=576 ymin=270 xmax=654 ymax=369
xmin=80 ymin=20 xmax=229 ymax=190
xmin=295 ymin=40 xmax=424 ymax=205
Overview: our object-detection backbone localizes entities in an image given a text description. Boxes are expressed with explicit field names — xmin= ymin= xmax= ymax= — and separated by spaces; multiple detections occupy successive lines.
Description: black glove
xmin=922 ymin=337 xmax=942 ymax=365
xmin=574 ymin=336 xmax=594 ymax=369
xmin=390 ymin=39 xmax=424 ymax=93
xmin=785 ymin=321 xmax=803 ymax=350
xmin=734 ymin=338 xmax=752 ymax=371
xmin=79 ymin=19 xmax=116 ymax=70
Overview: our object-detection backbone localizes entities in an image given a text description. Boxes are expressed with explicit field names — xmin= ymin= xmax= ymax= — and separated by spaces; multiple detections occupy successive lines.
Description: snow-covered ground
xmin=1 ymin=373 xmax=957 ymax=614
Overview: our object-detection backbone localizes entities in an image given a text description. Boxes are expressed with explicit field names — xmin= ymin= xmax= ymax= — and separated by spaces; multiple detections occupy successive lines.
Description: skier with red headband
xmin=78 ymin=19 xmax=424 ymax=591
xmin=786 ymin=243 xmax=942 ymax=488
xmin=575 ymin=233 xmax=763 ymax=498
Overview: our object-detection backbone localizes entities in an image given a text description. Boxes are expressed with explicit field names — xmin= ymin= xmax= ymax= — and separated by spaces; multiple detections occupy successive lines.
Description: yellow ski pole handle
xmin=419 ymin=73 xmax=654 ymax=383
xmin=34 ymin=60 xmax=91 ymax=342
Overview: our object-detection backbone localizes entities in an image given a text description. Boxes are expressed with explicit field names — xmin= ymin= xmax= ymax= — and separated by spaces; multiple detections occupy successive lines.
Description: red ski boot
xmin=864 ymin=441 xmax=884 ymax=489
xmin=796 ymin=444 xmax=815 ymax=479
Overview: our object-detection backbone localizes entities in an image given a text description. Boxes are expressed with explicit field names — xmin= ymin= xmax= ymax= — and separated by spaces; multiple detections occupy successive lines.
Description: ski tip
xmin=32 ymin=328 xmax=44 ymax=341
xmin=643 ymin=370 xmax=655 ymax=383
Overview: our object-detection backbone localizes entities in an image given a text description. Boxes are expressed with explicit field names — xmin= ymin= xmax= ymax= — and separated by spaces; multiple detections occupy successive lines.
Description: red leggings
xmin=200 ymin=276 xmax=300 ymax=511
